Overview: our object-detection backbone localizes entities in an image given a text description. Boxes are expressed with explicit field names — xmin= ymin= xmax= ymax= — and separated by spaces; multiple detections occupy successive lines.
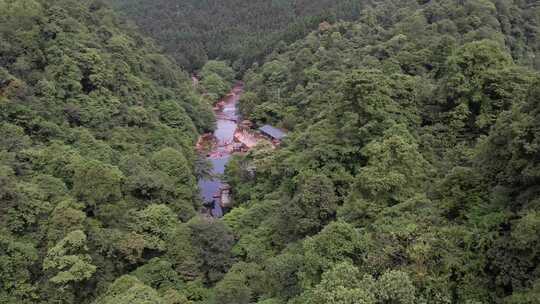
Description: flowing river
xmin=198 ymin=83 xmax=244 ymax=217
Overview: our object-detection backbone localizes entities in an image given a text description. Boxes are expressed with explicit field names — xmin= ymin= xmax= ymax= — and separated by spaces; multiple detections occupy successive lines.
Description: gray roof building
xmin=259 ymin=125 xmax=287 ymax=140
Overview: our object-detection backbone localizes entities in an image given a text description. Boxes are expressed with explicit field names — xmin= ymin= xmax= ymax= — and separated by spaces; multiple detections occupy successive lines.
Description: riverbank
xmin=197 ymin=83 xmax=243 ymax=217
xmin=196 ymin=82 xmax=287 ymax=217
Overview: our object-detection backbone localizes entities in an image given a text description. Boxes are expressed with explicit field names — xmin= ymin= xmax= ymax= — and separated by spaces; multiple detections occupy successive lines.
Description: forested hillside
xmin=0 ymin=0 xmax=219 ymax=302
xmin=2 ymin=0 xmax=540 ymax=303
xmin=110 ymin=0 xmax=366 ymax=71
xmin=221 ymin=0 xmax=540 ymax=303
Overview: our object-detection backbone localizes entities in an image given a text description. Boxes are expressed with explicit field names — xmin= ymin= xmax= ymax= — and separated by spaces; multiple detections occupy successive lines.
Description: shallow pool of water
xmin=197 ymin=83 xmax=243 ymax=217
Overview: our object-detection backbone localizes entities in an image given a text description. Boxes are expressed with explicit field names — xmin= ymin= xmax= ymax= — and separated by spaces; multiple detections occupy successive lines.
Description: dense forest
xmin=228 ymin=0 xmax=540 ymax=303
xmin=2 ymin=0 xmax=540 ymax=303
xmin=0 ymin=0 xmax=218 ymax=302
xmin=110 ymin=0 xmax=367 ymax=71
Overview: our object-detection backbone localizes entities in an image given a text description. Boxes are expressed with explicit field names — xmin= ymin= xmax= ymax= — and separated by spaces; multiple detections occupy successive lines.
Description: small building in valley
xmin=259 ymin=125 xmax=287 ymax=143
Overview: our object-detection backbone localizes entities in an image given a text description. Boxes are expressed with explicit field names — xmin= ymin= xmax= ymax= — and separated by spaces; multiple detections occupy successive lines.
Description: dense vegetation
xmin=110 ymin=0 xmax=367 ymax=71
xmin=2 ymin=0 xmax=540 ymax=303
xmin=222 ymin=0 xmax=540 ymax=303
xmin=199 ymin=60 xmax=236 ymax=100
xmin=0 ymin=0 xmax=224 ymax=303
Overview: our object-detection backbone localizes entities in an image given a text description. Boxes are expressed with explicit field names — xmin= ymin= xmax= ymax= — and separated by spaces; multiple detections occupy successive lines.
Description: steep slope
xmin=241 ymin=0 xmax=539 ymax=128
xmin=215 ymin=0 xmax=540 ymax=303
xmin=0 ymin=0 xmax=217 ymax=302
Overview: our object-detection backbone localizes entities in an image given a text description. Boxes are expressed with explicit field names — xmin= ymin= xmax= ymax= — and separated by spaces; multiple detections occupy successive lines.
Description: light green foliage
xmin=296 ymin=263 xmax=416 ymax=304
xmin=132 ymin=204 xmax=177 ymax=251
xmin=199 ymin=60 xmax=236 ymax=101
xmin=43 ymin=230 xmax=96 ymax=286
xmin=201 ymin=72 xmax=230 ymax=100
xmin=222 ymin=206 xmax=248 ymax=234
xmin=201 ymin=60 xmax=235 ymax=84
xmin=298 ymin=262 xmax=376 ymax=304
xmin=151 ymin=148 xmax=193 ymax=184
xmin=94 ymin=275 xmax=164 ymax=304
xmin=158 ymin=101 xmax=198 ymax=137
